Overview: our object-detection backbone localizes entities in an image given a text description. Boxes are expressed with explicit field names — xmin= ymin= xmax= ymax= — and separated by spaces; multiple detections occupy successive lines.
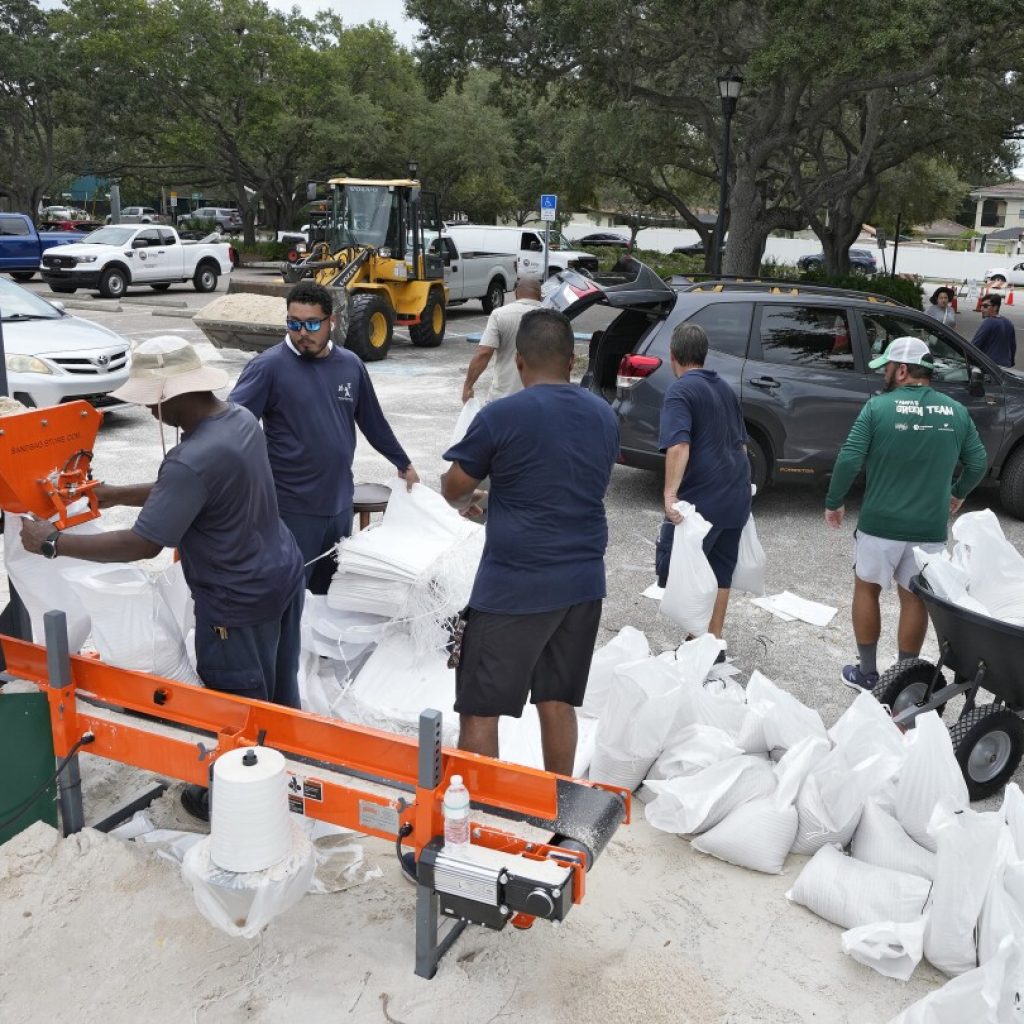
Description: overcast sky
xmin=276 ymin=0 xmax=421 ymax=45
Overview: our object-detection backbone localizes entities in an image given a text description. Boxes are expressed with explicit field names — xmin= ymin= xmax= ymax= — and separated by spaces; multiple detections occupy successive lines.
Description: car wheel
xmin=10 ymin=271 xmax=35 ymax=282
xmin=990 ymin=274 xmax=1008 ymax=286
xmin=999 ymin=444 xmax=1024 ymax=519
xmin=480 ymin=277 xmax=506 ymax=315
xmin=99 ymin=267 xmax=128 ymax=299
xmin=193 ymin=263 xmax=219 ymax=293
xmin=747 ymin=432 xmax=770 ymax=494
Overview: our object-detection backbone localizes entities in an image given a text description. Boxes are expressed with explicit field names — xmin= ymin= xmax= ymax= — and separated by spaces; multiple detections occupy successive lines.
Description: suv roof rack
xmin=676 ymin=277 xmax=902 ymax=305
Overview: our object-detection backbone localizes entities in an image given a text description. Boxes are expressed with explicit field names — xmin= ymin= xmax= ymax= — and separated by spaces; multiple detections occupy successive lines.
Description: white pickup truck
xmin=430 ymin=235 xmax=517 ymax=313
xmin=39 ymin=224 xmax=234 ymax=299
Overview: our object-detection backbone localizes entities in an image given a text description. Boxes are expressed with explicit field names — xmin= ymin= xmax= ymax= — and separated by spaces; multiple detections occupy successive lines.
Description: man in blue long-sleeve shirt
xmin=231 ymin=282 xmax=419 ymax=593
xmin=972 ymin=293 xmax=1017 ymax=368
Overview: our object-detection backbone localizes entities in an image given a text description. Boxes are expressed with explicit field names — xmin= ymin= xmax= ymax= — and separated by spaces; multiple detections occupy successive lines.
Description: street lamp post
xmin=710 ymin=70 xmax=743 ymax=278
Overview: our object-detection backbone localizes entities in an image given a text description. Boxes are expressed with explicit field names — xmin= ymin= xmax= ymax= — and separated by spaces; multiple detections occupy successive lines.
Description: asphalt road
xmin=13 ymin=270 xmax=1024 ymax=788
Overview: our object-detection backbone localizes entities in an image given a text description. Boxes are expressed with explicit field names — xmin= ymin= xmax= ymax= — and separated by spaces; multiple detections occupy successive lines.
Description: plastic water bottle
xmin=442 ymin=775 xmax=471 ymax=851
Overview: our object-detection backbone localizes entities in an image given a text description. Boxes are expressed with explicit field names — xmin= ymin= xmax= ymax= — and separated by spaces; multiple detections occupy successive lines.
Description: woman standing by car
xmin=925 ymin=286 xmax=957 ymax=327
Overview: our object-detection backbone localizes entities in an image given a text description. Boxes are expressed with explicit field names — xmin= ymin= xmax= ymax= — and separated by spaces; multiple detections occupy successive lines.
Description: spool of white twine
xmin=210 ymin=747 xmax=291 ymax=873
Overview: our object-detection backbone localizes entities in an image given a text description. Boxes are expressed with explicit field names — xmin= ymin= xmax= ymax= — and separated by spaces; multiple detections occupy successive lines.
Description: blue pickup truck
xmin=0 ymin=212 xmax=86 ymax=282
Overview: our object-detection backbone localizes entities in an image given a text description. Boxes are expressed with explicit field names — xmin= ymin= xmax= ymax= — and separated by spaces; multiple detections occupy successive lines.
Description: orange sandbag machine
xmin=0 ymin=402 xmax=629 ymax=977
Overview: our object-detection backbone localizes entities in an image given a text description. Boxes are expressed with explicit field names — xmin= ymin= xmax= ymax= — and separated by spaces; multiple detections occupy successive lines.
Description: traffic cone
xmin=1007 ymin=285 xmax=1015 ymax=307
xmin=976 ymin=285 xmax=988 ymax=312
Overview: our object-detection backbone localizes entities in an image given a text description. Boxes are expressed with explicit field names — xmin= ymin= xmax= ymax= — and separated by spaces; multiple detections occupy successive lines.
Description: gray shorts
xmin=854 ymin=530 xmax=945 ymax=591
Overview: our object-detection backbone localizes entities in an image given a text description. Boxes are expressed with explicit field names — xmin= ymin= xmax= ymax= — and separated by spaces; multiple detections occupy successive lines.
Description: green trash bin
xmin=0 ymin=690 xmax=58 ymax=845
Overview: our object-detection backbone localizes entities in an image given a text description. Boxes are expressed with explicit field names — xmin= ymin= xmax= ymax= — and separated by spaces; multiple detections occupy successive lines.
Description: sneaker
xmin=841 ymin=664 xmax=879 ymax=692
xmin=180 ymin=784 xmax=210 ymax=822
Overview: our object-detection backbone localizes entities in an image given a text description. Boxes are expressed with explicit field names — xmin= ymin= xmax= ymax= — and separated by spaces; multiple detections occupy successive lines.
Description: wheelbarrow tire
xmin=874 ymin=657 xmax=946 ymax=723
xmin=949 ymin=705 xmax=1024 ymax=801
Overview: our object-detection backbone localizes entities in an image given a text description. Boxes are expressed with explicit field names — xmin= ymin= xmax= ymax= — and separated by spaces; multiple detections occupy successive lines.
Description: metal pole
xmin=0 ymin=302 xmax=9 ymax=398
xmin=543 ymin=221 xmax=550 ymax=280
xmin=711 ymin=108 xmax=733 ymax=278
xmin=891 ymin=211 xmax=901 ymax=279
xmin=110 ymin=183 xmax=121 ymax=225
xmin=44 ymin=610 xmax=85 ymax=835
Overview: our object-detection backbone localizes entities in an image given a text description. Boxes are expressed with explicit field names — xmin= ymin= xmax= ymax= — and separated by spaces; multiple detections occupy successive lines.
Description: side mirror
xmin=969 ymin=366 xmax=985 ymax=397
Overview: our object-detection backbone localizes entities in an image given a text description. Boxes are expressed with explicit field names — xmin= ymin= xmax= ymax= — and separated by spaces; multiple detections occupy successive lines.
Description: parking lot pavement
xmin=12 ymin=275 xmax=1024 ymax=779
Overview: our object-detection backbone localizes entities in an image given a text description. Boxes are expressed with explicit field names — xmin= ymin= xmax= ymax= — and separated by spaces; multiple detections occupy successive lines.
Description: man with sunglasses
xmin=231 ymin=282 xmax=418 ymax=593
xmin=972 ymin=293 xmax=1017 ymax=368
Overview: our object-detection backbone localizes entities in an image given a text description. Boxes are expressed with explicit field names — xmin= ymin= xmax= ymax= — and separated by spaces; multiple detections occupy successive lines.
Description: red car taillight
xmin=616 ymin=354 xmax=662 ymax=389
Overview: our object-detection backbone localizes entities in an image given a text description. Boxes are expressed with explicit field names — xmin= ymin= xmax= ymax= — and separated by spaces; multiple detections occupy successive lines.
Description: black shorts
xmin=655 ymin=520 xmax=743 ymax=590
xmin=454 ymin=600 xmax=603 ymax=718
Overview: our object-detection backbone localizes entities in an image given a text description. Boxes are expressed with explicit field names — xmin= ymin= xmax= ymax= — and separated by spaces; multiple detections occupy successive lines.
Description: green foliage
xmin=798 ymin=269 xmax=924 ymax=310
xmin=178 ymin=217 xmax=218 ymax=233
xmin=583 ymin=246 xmax=705 ymax=278
xmin=235 ymin=241 xmax=293 ymax=264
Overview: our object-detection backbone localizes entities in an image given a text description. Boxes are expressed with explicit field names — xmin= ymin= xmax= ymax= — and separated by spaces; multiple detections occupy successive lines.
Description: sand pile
xmin=193 ymin=292 xmax=286 ymax=327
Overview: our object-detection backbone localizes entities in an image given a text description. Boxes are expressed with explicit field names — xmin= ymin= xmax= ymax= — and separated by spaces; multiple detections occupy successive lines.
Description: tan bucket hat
xmin=109 ymin=336 xmax=229 ymax=405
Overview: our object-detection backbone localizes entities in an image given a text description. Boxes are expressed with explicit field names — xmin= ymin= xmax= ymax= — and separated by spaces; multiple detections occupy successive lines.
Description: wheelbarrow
xmin=874 ymin=574 xmax=1024 ymax=800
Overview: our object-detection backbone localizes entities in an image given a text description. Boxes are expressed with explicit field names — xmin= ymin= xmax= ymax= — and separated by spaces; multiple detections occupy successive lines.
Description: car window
xmin=0 ymin=217 xmax=30 ymax=236
xmin=136 ymin=229 xmax=161 ymax=246
xmin=521 ymin=232 xmax=543 ymax=252
xmin=861 ymin=311 xmax=972 ymax=383
xmin=160 ymin=229 xmax=177 ymax=245
xmin=758 ymin=305 xmax=855 ymax=370
xmin=684 ymin=302 xmax=754 ymax=358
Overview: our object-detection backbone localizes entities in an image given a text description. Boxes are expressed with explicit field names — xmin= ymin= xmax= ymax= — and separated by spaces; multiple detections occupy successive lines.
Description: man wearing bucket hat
xmin=20 ymin=337 xmax=305 ymax=813
xmin=824 ymin=336 xmax=988 ymax=692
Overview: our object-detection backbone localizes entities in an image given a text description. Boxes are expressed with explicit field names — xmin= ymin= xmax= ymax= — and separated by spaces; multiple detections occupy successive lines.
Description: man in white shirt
xmin=461 ymin=276 xmax=543 ymax=403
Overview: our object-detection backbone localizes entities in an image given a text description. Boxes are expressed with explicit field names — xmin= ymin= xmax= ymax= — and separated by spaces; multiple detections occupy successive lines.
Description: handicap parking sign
xmin=540 ymin=194 xmax=558 ymax=221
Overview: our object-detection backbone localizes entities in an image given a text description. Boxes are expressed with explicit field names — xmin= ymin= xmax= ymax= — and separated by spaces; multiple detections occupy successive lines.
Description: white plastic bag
xmin=730 ymin=509 xmax=766 ymax=596
xmin=887 ymin=935 xmax=1024 ymax=1024
xmin=842 ymin=917 xmax=927 ymax=982
xmin=154 ymin=559 xmax=195 ymax=640
xmin=851 ymin=801 xmax=937 ymax=881
xmin=895 ymin=711 xmax=969 ymax=852
xmin=671 ymin=633 xmax=725 ymax=687
xmin=925 ymin=804 xmax=1008 ymax=977
xmin=691 ymin=736 xmax=826 ymax=874
xmin=647 ymin=725 xmax=743 ymax=781
xmin=737 ymin=671 xmax=828 ymax=755
xmin=65 ymin=563 xmax=199 ymax=684
xmin=580 ymin=626 xmax=650 ymax=719
xmin=952 ymin=510 xmax=1024 ymax=625
xmin=916 ymin=547 xmax=990 ymax=616
xmin=829 ymin=690 xmax=907 ymax=768
xmin=787 ymin=844 xmax=931 ymax=930
xmin=644 ymin=755 xmax=776 ymax=835
xmin=978 ymin=838 xmax=1024 ymax=967
xmin=659 ymin=501 xmax=718 ymax=635
xmin=449 ymin=397 xmax=481 ymax=449
xmin=3 ymin=513 xmax=98 ymax=651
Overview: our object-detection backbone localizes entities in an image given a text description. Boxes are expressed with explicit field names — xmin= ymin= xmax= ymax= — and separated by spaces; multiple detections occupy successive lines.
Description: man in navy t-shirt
xmin=230 ymin=282 xmax=419 ymax=594
xmin=442 ymin=308 xmax=619 ymax=775
xmin=19 ymin=337 xmax=306 ymax=822
xmin=971 ymin=293 xmax=1017 ymax=368
xmin=658 ymin=322 xmax=751 ymax=640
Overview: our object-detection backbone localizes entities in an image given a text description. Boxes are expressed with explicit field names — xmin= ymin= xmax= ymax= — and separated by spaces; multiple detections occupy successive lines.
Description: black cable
xmin=0 ymin=732 xmax=95 ymax=833
xmin=395 ymin=822 xmax=415 ymax=881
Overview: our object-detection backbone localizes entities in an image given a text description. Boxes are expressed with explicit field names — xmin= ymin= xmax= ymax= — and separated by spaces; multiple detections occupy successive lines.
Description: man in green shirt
xmin=825 ymin=336 xmax=988 ymax=691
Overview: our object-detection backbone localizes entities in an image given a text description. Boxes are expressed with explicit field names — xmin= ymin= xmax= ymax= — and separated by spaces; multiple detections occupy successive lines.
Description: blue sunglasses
xmin=286 ymin=317 xmax=325 ymax=333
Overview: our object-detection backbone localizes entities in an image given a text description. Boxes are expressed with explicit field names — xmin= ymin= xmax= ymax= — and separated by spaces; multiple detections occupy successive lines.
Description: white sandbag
xmin=644 ymin=755 xmax=776 ymax=835
xmin=671 ymin=633 xmax=725 ymax=687
xmin=730 ymin=507 xmax=766 ymax=596
xmin=895 ymin=711 xmax=969 ymax=852
xmin=829 ymin=690 xmax=906 ymax=768
xmin=787 ymin=844 xmax=931 ymax=930
xmin=673 ymin=676 xmax=750 ymax=740
xmin=951 ymin=510 xmax=1024 ymax=625
xmin=842 ymin=917 xmax=927 ymax=982
xmin=154 ymin=559 xmax=195 ymax=639
xmin=737 ymin=670 xmax=827 ymax=755
xmin=65 ymin=564 xmax=199 ymax=684
xmin=659 ymin=501 xmax=717 ymax=635
xmin=4 ymin=513 xmax=100 ymax=651
xmin=851 ymin=801 xmax=937 ymax=880
xmin=590 ymin=658 xmax=682 ymax=789
xmin=579 ymin=626 xmax=650 ymax=719
xmin=449 ymin=397 xmax=481 ymax=449
xmin=647 ymin=725 xmax=743 ymax=781
xmin=925 ymin=803 xmax=1008 ymax=977
xmin=690 ymin=736 xmax=826 ymax=874
xmin=1003 ymin=784 xmax=1024 ymax=859
xmin=916 ymin=547 xmax=990 ymax=616
xmin=978 ymin=836 xmax=1024 ymax=967
xmin=887 ymin=935 xmax=1024 ymax=1024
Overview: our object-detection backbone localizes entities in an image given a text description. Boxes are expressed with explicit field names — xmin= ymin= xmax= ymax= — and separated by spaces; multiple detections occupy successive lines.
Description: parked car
xmin=544 ymin=262 xmax=1024 ymax=517
xmin=444 ymin=224 xmax=599 ymax=278
xmin=985 ymin=264 xmax=1024 ymax=287
xmin=672 ymin=240 xmax=720 ymax=257
xmin=578 ymin=232 xmax=632 ymax=248
xmin=0 ymin=212 xmax=87 ymax=282
xmin=798 ymin=248 xmax=878 ymax=274
xmin=40 ymin=224 xmax=234 ymax=298
xmin=105 ymin=206 xmax=165 ymax=225
xmin=429 ymin=235 xmax=518 ymax=312
xmin=185 ymin=207 xmax=243 ymax=232
xmin=40 ymin=206 xmax=89 ymax=222
xmin=0 ymin=277 xmax=131 ymax=410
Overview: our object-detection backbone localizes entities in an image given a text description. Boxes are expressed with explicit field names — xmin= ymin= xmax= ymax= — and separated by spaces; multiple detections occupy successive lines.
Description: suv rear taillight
xmin=617 ymin=354 xmax=662 ymax=389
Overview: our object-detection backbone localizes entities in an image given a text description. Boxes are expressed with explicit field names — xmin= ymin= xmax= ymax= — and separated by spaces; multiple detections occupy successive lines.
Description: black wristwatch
xmin=41 ymin=531 xmax=60 ymax=559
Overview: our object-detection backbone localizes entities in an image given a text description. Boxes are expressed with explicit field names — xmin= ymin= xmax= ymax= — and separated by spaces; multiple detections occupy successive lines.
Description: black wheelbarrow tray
xmin=874 ymin=573 xmax=1024 ymax=800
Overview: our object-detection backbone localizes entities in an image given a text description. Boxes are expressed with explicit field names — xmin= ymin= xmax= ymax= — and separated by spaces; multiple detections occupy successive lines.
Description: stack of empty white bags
xmin=917 ymin=509 xmax=1024 ymax=627
xmin=586 ymin=626 xmax=1024 ymax=1020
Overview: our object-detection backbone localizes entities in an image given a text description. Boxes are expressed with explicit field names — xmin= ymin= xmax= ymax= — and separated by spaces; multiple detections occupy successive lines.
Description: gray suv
xmin=547 ymin=263 xmax=1024 ymax=517
xmin=187 ymin=207 xmax=242 ymax=232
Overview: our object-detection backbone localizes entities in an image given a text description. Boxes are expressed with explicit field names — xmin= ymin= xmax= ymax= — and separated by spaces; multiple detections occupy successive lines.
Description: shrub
xmin=234 ymin=241 xmax=294 ymax=264
xmin=797 ymin=269 xmax=924 ymax=309
xmin=581 ymin=245 xmax=706 ymax=278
